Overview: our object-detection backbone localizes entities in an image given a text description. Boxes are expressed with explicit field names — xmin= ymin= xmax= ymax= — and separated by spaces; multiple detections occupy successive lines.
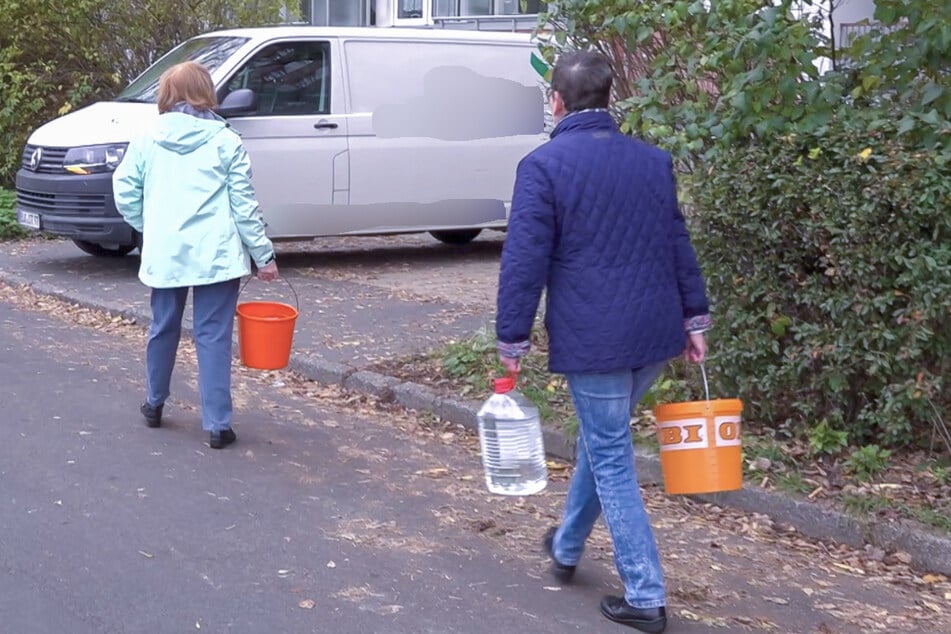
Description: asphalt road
xmin=1 ymin=237 xmax=948 ymax=633
xmin=0 ymin=299 xmax=684 ymax=634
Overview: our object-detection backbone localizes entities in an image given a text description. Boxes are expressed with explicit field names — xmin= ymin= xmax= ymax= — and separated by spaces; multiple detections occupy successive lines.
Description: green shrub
xmin=641 ymin=372 xmax=692 ymax=409
xmin=846 ymin=445 xmax=892 ymax=481
xmin=538 ymin=0 xmax=852 ymax=174
xmin=807 ymin=420 xmax=850 ymax=457
xmin=536 ymin=1 xmax=950 ymax=448
xmin=442 ymin=327 xmax=498 ymax=380
xmin=0 ymin=188 xmax=26 ymax=240
xmin=687 ymin=117 xmax=950 ymax=446
xmin=846 ymin=0 xmax=951 ymax=151
xmin=932 ymin=465 xmax=950 ymax=486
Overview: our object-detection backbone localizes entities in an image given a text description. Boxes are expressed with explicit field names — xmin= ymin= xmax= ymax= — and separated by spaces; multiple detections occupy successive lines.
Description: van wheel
xmin=71 ymin=239 xmax=136 ymax=257
xmin=429 ymin=229 xmax=482 ymax=245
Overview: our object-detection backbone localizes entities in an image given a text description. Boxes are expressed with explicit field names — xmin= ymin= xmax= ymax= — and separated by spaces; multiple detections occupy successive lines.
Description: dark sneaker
xmin=600 ymin=596 xmax=667 ymax=633
xmin=140 ymin=403 xmax=163 ymax=428
xmin=209 ymin=428 xmax=237 ymax=449
xmin=543 ymin=526 xmax=576 ymax=583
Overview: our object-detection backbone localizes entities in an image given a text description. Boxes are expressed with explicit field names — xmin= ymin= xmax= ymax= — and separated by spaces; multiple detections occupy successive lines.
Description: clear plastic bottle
xmin=477 ymin=376 xmax=548 ymax=496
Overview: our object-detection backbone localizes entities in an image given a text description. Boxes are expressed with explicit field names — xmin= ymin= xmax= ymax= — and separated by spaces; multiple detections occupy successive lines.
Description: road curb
xmin=3 ymin=270 xmax=949 ymax=576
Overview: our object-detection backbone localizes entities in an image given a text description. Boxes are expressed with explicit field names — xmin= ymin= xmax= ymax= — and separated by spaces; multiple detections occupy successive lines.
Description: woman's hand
xmin=257 ymin=260 xmax=279 ymax=282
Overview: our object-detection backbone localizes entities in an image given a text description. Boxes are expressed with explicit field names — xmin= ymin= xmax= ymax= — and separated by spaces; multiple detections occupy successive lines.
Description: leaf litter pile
xmin=1 ymin=279 xmax=949 ymax=632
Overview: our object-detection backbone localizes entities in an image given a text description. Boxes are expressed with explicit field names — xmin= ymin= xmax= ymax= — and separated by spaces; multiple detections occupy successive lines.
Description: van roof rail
xmin=431 ymin=15 xmax=538 ymax=33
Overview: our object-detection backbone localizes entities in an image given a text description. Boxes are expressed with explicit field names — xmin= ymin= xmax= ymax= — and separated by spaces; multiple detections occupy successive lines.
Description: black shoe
xmin=600 ymin=596 xmax=667 ymax=633
xmin=543 ymin=526 xmax=576 ymax=583
xmin=209 ymin=428 xmax=237 ymax=449
xmin=140 ymin=403 xmax=163 ymax=428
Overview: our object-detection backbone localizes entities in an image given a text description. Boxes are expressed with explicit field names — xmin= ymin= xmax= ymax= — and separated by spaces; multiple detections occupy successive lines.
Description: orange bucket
xmin=653 ymin=365 xmax=743 ymax=495
xmin=236 ymin=278 xmax=299 ymax=370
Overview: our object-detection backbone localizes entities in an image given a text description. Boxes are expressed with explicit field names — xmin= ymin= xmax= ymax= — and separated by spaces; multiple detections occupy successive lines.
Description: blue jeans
xmin=553 ymin=363 xmax=667 ymax=609
xmin=145 ymin=278 xmax=241 ymax=432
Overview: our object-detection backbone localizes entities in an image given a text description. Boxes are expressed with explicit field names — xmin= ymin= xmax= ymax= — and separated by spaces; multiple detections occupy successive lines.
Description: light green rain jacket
xmin=113 ymin=112 xmax=275 ymax=289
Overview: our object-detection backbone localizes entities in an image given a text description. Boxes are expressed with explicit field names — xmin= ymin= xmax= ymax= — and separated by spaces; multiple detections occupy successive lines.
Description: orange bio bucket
xmin=236 ymin=278 xmax=299 ymax=370
xmin=653 ymin=365 xmax=743 ymax=495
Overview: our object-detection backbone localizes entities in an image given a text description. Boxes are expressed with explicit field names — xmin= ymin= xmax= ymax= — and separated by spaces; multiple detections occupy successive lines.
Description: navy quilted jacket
xmin=496 ymin=110 xmax=709 ymax=374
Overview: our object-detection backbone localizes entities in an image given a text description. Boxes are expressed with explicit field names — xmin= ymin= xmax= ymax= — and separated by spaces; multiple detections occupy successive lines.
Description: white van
xmin=15 ymin=27 xmax=547 ymax=256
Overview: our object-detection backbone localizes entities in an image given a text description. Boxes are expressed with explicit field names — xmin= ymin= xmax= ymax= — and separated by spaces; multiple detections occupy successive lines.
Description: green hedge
xmin=688 ymin=119 xmax=950 ymax=446
xmin=534 ymin=0 xmax=950 ymax=449
xmin=0 ymin=188 xmax=26 ymax=240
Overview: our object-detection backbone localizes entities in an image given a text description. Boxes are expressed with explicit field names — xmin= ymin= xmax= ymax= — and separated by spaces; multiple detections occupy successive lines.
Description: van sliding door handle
xmin=314 ymin=121 xmax=338 ymax=130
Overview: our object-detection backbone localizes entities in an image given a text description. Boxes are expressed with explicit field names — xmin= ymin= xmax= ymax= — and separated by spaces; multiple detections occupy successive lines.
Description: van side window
xmin=223 ymin=41 xmax=331 ymax=116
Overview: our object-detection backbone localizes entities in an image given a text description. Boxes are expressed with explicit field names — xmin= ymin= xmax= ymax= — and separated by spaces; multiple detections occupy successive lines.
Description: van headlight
xmin=63 ymin=144 xmax=128 ymax=174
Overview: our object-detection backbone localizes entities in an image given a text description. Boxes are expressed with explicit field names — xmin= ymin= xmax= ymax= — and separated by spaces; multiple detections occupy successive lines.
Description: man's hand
xmin=683 ymin=332 xmax=706 ymax=364
xmin=499 ymin=355 xmax=521 ymax=375
xmin=257 ymin=260 xmax=279 ymax=282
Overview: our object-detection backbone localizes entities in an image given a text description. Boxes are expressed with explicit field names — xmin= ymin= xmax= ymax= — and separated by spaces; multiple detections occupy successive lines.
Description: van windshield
xmin=117 ymin=36 xmax=249 ymax=103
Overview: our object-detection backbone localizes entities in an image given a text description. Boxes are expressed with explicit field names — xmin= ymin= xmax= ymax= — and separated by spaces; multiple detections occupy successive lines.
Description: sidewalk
xmin=1 ymin=236 xmax=949 ymax=581
xmin=2 ymin=292 xmax=948 ymax=633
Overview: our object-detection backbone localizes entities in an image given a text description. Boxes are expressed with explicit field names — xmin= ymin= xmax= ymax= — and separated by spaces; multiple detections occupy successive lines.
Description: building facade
xmin=305 ymin=0 xmax=543 ymax=30
xmin=793 ymin=0 xmax=878 ymax=72
xmin=793 ymin=0 xmax=878 ymax=48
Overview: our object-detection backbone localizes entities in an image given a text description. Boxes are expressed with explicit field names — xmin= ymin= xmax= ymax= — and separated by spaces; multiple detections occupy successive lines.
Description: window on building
xmin=398 ymin=0 xmax=424 ymax=18
xmin=330 ymin=0 xmax=370 ymax=25
xmin=432 ymin=0 xmax=455 ymax=16
xmin=431 ymin=0 xmax=541 ymax=17
xmin=462 ymin=0 xmax=492 ymax=14
xmin=498 ymin=0 xmax=543 ymax=14
xmin=222 ymin=41 xmax=331 ymax=116
xmin=309 ymin=0 xmax=373 ymax=25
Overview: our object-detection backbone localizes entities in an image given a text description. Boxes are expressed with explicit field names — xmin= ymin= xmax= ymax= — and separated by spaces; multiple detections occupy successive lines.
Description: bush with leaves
xmin=537 ymin=0 xmax=950 ymax=447
xmin=845 ymin=0 xmax=951 ymax=151
xmin=846 ymin=445 xmax=892 ymax=481
xmin=0 ymin=188 xmax=27 ymax=240
xmin=0 ymin=0 xmax=294 ymax=187
xmin=687 ymin=118 xmax=950 ymax=445
xmin=538 ymin=0 xmax=842 ymax=169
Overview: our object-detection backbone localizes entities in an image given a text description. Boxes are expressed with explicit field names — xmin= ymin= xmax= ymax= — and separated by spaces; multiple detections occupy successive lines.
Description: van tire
xmin=429 ymin=229 xmax=482 ymax=245
xmin=72 ymin=239 xmax=137 ymax=257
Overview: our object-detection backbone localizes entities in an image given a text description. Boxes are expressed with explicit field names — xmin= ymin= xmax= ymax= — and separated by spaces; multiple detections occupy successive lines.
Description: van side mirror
xmin=217 ymin=89 xmax=257 ymax=118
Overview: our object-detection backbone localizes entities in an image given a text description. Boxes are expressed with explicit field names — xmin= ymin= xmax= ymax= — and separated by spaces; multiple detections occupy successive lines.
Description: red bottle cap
xmin=493 ymin=377 xmax=515 ymax=394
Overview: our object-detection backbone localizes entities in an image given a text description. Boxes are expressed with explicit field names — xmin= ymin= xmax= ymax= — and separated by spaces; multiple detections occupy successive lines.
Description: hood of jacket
xmin=154 ymin=112 xmax=228 ymax=155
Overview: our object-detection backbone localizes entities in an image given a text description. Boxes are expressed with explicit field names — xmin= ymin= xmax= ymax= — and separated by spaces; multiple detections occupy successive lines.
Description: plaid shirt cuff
xmin=497 ymin=339 xmax=531 ymax=358
xmin=684 ymin=314 xmax=712 ymax=334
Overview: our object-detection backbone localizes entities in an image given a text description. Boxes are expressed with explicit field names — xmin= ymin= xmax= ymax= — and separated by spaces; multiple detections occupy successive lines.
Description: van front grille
xmin=20 ymin=145 xmax=69 ymax=173
xmin=16 ymin=187 xmax=108 ymax=216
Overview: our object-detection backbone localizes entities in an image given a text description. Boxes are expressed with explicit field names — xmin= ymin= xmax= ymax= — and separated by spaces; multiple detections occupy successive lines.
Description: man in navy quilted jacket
xmin=495 ymin=51 xmax=711 ymax=633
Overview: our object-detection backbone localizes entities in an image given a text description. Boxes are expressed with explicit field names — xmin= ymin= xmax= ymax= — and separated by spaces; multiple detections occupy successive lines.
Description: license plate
xmin=17 ymin=209 xmax=40 ymax=230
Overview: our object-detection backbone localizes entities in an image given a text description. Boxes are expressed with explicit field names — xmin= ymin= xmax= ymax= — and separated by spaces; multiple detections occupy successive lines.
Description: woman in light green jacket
xmin=113 ymin=61 xmax=279 ymax=449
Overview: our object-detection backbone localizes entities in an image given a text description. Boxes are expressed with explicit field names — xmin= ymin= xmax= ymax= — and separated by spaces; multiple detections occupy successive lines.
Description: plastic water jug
xmin=476 ymin=376 xmax=548 ymax=496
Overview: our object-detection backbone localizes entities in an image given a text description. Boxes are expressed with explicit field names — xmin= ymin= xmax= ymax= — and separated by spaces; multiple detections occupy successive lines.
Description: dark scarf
xmin=167 ymin=101 xmax=217 ymax=121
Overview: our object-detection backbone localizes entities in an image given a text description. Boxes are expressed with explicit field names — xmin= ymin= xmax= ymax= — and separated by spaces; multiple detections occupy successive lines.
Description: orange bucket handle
xmin=699 ymin=362 xmax=710 ymax=402
xmin=239 ymin=274 xmax=299 ymax=312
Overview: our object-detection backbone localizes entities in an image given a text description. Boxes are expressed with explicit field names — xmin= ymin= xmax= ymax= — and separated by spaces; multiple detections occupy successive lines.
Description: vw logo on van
xmin=29 ymin=147 xmax=43 ymax=171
